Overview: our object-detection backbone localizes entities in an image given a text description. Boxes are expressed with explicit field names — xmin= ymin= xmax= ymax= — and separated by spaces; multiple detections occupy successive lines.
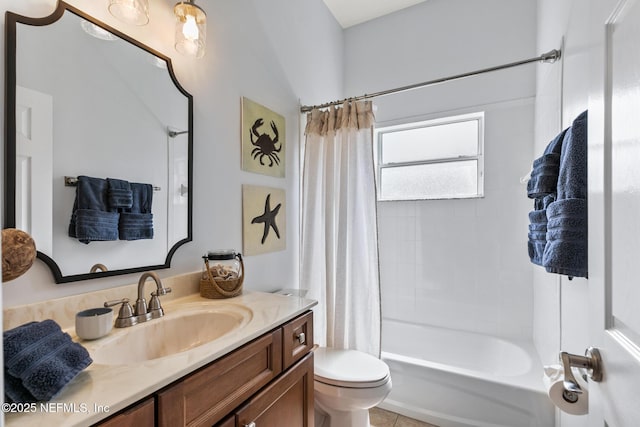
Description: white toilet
xmin=314 ymin=347 xmax=392 ymax=427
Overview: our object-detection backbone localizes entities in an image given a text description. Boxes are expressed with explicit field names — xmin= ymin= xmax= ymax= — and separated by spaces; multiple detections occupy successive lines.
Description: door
xmin=14 ymin=86 xmax=53 ymax=253
xmin=588 ymin=0 xmax=640 ymax=425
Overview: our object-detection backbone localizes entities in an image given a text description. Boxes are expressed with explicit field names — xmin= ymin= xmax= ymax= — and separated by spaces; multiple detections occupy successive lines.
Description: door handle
xmin=560 ymin=347 xmax=603 ymax=395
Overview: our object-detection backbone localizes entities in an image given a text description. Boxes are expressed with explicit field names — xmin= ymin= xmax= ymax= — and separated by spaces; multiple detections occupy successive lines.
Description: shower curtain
xmin=301 ymin=101 xmax=381 ymax=357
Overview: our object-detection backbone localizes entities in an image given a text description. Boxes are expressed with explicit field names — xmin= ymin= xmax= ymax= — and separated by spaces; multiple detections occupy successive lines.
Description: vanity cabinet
xmin=157 ymin=329 xmax=283 ymax=426
xmin=94 ymin=397 xmax=154 ymax=427
xmin=234 ymin=353 xmax=314 ymax=427
xmin=96 ymin=311 xmax=314 ymax=427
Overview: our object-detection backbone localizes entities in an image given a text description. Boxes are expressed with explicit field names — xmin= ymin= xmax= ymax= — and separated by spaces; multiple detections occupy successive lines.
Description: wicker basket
xmin=199 ymin=255 xmax=244 ymax=299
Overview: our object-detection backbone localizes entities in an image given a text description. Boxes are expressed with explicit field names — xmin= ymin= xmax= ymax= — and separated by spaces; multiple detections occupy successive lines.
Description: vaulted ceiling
xmin=322 ymin=0 xmax=429 ymax=28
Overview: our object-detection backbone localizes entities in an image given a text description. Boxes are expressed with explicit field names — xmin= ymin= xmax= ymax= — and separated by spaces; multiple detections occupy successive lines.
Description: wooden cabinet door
xmin=157 ymin=329 xmax=283 ymax=427
xmin=95 ymin=397 xmax=154 ymax=427
xmin=282 ymin=312 xmax=314 ymax=370
xmin=236 ymin=352 xmax=314 ymax=427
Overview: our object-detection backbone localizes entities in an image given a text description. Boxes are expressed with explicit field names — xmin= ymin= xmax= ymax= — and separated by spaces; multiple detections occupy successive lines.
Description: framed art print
xmin=241 ymin=97 xmax=285 ymax=178
xmin=242 ymin=185 xmax=286 ymax=255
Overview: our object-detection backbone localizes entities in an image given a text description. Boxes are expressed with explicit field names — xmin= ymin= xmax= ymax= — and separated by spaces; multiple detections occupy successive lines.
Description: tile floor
xmin=369 ymin=407 xmax=439 ymax=427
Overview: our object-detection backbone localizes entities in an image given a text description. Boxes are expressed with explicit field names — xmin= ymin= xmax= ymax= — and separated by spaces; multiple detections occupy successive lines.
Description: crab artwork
xmin=250 ymin=118 xmax=281 ymax=167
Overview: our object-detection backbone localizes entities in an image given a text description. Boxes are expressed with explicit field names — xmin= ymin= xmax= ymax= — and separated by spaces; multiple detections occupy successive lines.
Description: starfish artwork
xmin=251 ymin=194 xmax=282 ymax=244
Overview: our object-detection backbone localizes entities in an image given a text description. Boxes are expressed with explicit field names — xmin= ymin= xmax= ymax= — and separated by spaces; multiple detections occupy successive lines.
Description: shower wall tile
xmin=377 ymin=99 xmax=535 ymax=342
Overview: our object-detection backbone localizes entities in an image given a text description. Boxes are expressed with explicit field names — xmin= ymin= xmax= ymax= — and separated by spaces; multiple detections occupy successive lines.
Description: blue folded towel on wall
xmin=543 ymin=198 xmax=588 ymax=277
xmin=527 ymin=127 xmax=568 ymax=199
xmin=4 ymin=320 xmax=92 ymax=403
xmin=119 ymin=183 xmax=154 ymax=240
xmin=68 ymin=176 xmax=155 ymax=243
xmin=69 ymin=176 xmax=119 ymax=243
xmin=526 ymin=111 xmax=588 ymax=278
xmin=107 ymin=178 xmax=133 ymax=209
xmin=528 ymin=209 xmax=548 ymax=266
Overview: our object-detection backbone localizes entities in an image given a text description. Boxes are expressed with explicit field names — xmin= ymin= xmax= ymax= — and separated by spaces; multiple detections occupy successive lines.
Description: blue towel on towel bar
xmin=527 ymin=128 xmax=568 ymax=198
xmin=119 ymin=183 xmax=154 ymax=240
xmin=543 ymin=111 xmax=588 ymax=278
xmin=107 ymin=178 xmax=133 ymax=209
xmin=526 ymin=111 xmax=588 ymax=278
xmin=3 ymin=320 xmax=92 ymax=402
xmin=543 ymin=198 xmax=588 ymax=277
xmin=68 ymin=176 xmax=119 ymax=243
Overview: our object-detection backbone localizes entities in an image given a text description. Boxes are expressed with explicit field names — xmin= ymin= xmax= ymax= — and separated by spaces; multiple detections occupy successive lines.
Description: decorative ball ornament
xmin=2 ymin=228 xmax=36 ymax=282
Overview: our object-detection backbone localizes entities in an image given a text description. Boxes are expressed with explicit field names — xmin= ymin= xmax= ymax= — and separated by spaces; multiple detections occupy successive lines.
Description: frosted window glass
xmin=381 ymin=120 xmax=478 ymax=164
xmin=380 ymin=161 xmax=478 ymax=200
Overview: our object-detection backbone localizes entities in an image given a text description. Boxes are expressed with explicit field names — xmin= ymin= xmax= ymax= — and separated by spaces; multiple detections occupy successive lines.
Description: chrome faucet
xmin=104 ymin=271 xmax=172 ymax=328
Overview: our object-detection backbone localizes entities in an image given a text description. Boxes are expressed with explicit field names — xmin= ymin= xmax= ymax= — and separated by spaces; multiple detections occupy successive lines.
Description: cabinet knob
xmin=296 ymin=332 xmax=306 ymax=345
xmin=244 ymin=423 xmax=256 ymax=427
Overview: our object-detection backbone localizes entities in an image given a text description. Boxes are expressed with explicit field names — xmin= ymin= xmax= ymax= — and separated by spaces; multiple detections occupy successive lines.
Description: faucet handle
xmin=104 ymin=298 xmax=138 ymax=328
xmin=148 ymin=288 xmax=172 ymax=319
xmin=154 ymin=287 xmax=172 ymax=296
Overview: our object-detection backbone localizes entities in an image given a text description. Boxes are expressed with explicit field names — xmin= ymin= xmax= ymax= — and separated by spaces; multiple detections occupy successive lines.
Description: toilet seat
xmin=314 ymin=347 xmax=390 ymax=389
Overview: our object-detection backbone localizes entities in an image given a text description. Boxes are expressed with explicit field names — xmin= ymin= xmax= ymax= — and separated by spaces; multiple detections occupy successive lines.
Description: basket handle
xmin=204 ymin=258 xmax=243 ymax=297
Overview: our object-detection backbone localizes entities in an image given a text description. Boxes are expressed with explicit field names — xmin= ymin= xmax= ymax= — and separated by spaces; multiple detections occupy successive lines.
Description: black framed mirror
xmin=4 ymin=1 xmax=193 ymax=283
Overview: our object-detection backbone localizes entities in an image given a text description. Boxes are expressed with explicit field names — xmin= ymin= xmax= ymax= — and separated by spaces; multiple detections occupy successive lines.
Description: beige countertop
xmin=4 ymin=290 xmax=316 ymax=427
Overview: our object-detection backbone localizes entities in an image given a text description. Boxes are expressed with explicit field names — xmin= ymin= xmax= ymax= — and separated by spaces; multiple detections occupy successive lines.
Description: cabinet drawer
xmin=236 ymin=352 xmax=314 ymax=427
xmin=157 ymin=329 xmax=283 ymax=427
xmin=95 ymin=397 xmax=154 ymax=427
xmin=282 ymin=311 xmax=313 ymax=370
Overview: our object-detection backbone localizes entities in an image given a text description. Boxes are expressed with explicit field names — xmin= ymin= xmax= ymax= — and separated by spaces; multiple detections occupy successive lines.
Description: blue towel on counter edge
xmin=4 ymin=320 xmax=92 ymax=402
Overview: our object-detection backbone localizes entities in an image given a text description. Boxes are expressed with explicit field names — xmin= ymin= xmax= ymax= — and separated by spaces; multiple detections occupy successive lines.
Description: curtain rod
xmin=300 ymin=49 xmax=561 ymax=113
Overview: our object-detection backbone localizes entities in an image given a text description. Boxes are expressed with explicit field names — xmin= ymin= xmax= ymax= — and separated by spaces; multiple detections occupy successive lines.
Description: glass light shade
xmin=174 ymin=1 xmax=206 ymax=59
xmin=108 ymin=0 xmax=149 ymax=26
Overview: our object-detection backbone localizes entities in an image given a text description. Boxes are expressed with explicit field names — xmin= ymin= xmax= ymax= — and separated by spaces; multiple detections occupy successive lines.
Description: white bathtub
xmin=379 ymin=320 xmax=554 ymax=427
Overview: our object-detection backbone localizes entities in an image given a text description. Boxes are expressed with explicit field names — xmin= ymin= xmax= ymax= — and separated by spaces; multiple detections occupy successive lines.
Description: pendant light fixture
xmin=174 ymin=0 xmax=207 ymax=59
xmin=108 ymin=0 xmax=150 ymax=26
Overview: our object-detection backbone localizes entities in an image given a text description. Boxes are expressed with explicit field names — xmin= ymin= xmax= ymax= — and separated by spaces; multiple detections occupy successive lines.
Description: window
xmin=375 ymin=112 xmax=484 ymax=201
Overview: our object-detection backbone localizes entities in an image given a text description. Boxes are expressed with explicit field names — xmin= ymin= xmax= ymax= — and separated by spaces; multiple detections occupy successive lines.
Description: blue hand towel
xmin=4 ymin=320 xmax=92 ymax=402
xmin=68 ymin=176 xmax=119 ymax=243
xmin=527 ymin=128 xmax=569 ymax=198
xmin=541 ymin=111 xmax=588 ymax=278
xmin=107 ymin=178 xmax=133 ymax=209
xmin=542 ymin=199 xmax=588 ymax=277
xmin=528 ymin=209 xmax=548 ymax=266
xmin=4 ymin=369 xmax=35 ymax=403
xmin=119 ymin=183 xmax=154 ymax=240
xmin=557 ymin=111 xmax=588 ymax=200
xmin=72 ymin=209 xmax=120 ymax=244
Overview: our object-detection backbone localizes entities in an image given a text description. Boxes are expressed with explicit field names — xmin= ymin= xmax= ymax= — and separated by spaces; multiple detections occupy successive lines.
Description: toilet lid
xmin=314 ymin=347 xmax=390 ymax=388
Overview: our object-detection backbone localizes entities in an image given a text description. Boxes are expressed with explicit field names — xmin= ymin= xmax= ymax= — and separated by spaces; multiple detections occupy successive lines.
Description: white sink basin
xmin=84 ymin=304 xmax=252 ymax=365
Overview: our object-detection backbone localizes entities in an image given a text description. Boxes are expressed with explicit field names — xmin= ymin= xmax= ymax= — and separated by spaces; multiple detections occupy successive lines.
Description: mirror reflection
xmin=5 ymin=2 xmax=193 ymax=283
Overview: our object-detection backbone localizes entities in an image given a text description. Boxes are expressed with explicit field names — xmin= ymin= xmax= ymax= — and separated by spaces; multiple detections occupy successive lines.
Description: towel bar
xmin=64 ymin=176 xmax=161 ymax=192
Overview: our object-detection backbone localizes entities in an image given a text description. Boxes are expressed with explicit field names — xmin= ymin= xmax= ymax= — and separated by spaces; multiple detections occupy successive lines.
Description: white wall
xmin=1 ymin=0 xmax=344 ymax=306
xmin=535 ymin=1 xmax=590 ymax=426
xmin=344 ymin=0 xmax=538 ymax=340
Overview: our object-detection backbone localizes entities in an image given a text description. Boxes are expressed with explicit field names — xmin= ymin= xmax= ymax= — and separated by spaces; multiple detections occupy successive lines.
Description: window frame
xmin=374 ymin=111 xmax=485 ymax=201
